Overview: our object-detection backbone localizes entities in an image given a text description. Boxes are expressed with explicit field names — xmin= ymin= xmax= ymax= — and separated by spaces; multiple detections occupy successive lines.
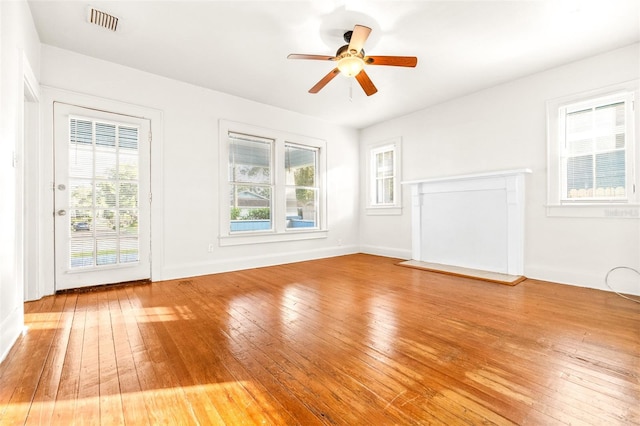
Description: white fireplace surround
xmin=403 ymin=169 xmax=531 ymax=276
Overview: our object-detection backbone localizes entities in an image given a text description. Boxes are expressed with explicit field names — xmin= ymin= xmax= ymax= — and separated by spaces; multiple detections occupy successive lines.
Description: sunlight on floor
xmin=5 ymin=381 xmax=282 ymax=424
xmin=23 ymin=312 xmax=65 ymax=330
xmin=132 ymin=305 xmax=196 ymax=322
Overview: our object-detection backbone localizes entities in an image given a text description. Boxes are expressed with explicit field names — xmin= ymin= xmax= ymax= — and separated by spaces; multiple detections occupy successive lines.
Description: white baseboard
xmin=0 ymin=307 xmax=23 ymax=364
xmin=359 ymin=245 xmax=412 ymax=260
xmin=160 ymin=245 xmax=359 ymax=281
xmin=526 ymin=265 xmax=640 ymax=296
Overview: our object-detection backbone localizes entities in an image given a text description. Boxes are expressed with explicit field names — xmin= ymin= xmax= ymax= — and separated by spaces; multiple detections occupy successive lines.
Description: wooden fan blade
xmin=355 ymin=70 xmax=378 ymax=96
xmin=288 ymin=54 xmax=336 ymax=61
xmin=309 ymin=68 xmax=340 ymax=93
xmin=365 ymin=56 xmax=418 ymax=67
xmin=348 ymin=24 xmax=372 ymax=54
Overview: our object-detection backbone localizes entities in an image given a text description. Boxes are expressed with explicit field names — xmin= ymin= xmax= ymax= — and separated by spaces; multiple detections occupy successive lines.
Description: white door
xmin=54 ymin=103 xmax=151 ymax=290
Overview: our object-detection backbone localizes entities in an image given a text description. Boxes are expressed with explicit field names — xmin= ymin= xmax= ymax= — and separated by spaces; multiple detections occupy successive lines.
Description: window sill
xmin=366 ymin=206 xmax=403 ymax=216
xmin=545 ymin=203 xmax=640 ymax=218
xmin=219 ymin=229 xmax=328 ymax=246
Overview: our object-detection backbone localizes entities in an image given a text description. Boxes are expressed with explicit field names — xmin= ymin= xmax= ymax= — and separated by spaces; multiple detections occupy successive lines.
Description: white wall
xmin=360 ymin=43 xmax=640 ymax=295
xmin=38 ymin=44 xmax=360 ymax=292
xmin=0 ymin=0 xmax=41 ymax=362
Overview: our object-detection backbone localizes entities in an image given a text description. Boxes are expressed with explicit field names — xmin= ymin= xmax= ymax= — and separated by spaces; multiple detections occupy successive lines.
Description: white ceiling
xmin=28 ymin=0 xmax=640 ymax=129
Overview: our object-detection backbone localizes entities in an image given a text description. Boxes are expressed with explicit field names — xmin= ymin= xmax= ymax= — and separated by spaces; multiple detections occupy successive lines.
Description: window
xmin=547 ymin=82 xmax=638 ymax=217
xmin=366 ymin=139 xmax=402 ymax=215
xmin=228 ymin=133 xmax=273 ymax=232
xmin=220 ymin=121 xmax=326 ymax=245
xmin=285 ymin=143 xmax=319 ymax=229
xmin=68 ymin=117 xmax=141 ymax=267
xmin=562 ymin=97 xmax=629 ymax=201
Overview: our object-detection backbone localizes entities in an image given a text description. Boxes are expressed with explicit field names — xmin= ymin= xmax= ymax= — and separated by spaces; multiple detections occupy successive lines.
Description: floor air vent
xmin=88 ymin=7 xmax=119 ymax=32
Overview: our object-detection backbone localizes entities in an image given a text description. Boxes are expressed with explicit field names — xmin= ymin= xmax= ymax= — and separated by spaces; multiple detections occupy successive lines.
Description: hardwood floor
xmin=1 ymin=254 xmax=638 ymax=425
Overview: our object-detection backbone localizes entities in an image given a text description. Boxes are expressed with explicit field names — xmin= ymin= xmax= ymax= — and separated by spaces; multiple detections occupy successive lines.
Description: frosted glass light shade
xmin=337 ymin=56 xmax=364 ymax=77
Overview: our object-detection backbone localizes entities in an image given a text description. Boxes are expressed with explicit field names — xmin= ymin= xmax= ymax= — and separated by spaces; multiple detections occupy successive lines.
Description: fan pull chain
xmin=349 ymin=80 xmax=353 ymax=102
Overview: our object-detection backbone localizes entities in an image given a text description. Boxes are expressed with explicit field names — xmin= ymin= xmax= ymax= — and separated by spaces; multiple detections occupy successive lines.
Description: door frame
xmin=21 ymin=52 xmax=41 ymax=301
xmin=40 ymin=87 xmax=164 ymax=296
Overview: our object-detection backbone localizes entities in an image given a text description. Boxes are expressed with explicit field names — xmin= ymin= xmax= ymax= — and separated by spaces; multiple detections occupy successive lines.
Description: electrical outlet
xmin=337 ymin=238 xmax=343 ymax=246
xmin=208 ymin=243 xmax=214 ymax=253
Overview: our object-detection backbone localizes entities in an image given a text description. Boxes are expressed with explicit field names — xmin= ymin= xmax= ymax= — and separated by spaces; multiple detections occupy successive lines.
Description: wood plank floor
xmin=1 ymin=254 xmax=638 ymax=425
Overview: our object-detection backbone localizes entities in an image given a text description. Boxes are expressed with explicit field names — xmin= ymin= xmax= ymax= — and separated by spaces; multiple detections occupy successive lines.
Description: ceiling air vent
xmin=88 ymin=7 xmax=119 ymax=32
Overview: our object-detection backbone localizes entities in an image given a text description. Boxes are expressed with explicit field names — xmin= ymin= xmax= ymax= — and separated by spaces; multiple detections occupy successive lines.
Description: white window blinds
xmin=561 ymin=95 xmax=630 ymax=202
xmin=68 ymin=117 xmax=140 ymax=268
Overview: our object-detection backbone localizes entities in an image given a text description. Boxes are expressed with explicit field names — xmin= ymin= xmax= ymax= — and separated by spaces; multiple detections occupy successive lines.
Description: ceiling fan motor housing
xmin=336 ymin=44 xmax=364 ymax=59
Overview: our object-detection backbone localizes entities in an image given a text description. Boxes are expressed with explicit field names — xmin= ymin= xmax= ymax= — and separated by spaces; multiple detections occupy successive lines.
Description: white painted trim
xmin=21 ymin=51 xmax=42 ymax=301
xmin=219 ymin=230 xmax=328 ymax=246
xmin=365 ymin=207 xmax=403 ymax=216
xmin=22 ymin=51 xmax=40 ymax=101
xmin=402 ymin=168 xmax=532 ymax=186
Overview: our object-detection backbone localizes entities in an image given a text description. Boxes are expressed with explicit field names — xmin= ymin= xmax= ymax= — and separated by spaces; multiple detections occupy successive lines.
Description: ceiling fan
xmin=287 ymin=24 xmax=418 ymax=96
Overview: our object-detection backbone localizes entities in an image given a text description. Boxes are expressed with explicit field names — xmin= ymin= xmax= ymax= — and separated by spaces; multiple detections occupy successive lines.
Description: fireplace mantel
xmin=402 ymin=169 xmax=531 ymax=276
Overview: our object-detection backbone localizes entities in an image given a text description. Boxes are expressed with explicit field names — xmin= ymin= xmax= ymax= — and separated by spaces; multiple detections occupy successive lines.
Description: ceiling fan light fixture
xmin=288 ymin=24 xmax=416 ymax=95
xmin=337 ymin=56 xmax=364 ymax=77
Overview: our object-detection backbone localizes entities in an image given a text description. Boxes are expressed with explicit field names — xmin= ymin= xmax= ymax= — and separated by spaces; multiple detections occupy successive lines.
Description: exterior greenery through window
xmin=285 ymin=144 xmax=318 ymax=228
xmin=225 ymin=128 xmax=322 ymax=235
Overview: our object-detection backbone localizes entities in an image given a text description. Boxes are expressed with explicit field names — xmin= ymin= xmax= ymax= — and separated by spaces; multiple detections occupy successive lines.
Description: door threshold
xmin=55 ymin=278 xmax=151 ymax=294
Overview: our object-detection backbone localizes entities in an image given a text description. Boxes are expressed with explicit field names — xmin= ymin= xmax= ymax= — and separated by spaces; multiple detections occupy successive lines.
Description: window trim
xmin=546 ymin=80 xmax=639 ymax=218
xmin=366 ymin=138 xmax=402 ymax=215
xmin=219 ymin=120 xmax=327 ymax=246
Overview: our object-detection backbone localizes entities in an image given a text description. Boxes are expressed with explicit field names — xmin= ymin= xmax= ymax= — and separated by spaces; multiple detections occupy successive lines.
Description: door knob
xmin=57 ymin=210 xmax=66 ymax=216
